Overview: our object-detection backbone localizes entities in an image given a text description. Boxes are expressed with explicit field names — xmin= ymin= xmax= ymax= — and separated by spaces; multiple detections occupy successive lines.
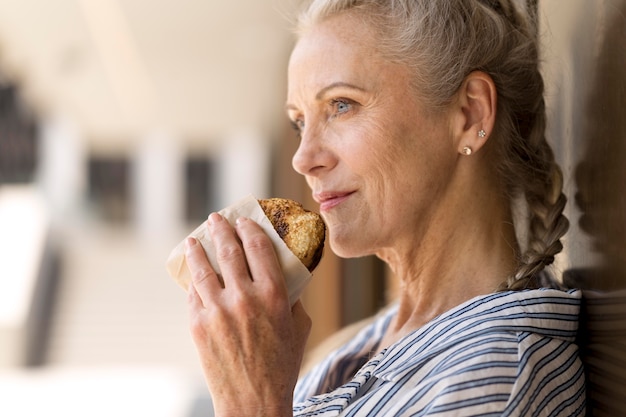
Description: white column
xmin=36 ymin=116 xmax=86 ymax=223
xmin=216 ymin=130 xmax=271 ymax=208
xmin=132 ymin=131 xmax=184 ymax=243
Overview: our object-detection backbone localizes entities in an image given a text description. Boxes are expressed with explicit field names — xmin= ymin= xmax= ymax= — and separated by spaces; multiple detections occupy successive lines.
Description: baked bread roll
xmin=259 ymin=198 xmax=326 ymax=272
xmin=166 ymin=195 xmax=324 ymax=305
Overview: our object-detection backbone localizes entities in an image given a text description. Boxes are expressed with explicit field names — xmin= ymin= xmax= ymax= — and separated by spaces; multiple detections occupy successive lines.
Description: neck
xmin=377 ymin=156 xmax=518 ymax=346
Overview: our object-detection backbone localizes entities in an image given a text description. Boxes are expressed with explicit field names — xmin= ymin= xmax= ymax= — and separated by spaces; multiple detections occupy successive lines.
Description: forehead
xmin=291 ymin=11 xmax=379 ymax=60
xmin=287 ymin=12 xmax=400 ymax=96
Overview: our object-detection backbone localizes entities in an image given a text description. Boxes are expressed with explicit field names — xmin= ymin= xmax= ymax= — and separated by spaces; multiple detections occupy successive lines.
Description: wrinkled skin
xmin=186 ymin=213 xmax=311 ymax=417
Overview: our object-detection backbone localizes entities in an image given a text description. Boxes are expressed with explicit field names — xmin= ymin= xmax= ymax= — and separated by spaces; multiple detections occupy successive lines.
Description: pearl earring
xmin=462 ymin=146 xmax=473 ymax=156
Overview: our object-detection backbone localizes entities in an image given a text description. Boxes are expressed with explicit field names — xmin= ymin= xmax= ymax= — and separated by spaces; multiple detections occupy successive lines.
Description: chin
xmin=328 ymin=232 xmax=371 ymax=259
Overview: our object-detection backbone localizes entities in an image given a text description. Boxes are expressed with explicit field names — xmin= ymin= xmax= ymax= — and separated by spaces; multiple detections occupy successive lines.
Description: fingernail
xmin=207 ymin=212 xmax=222 ymax=226
xmin=185 ymin=237 xmax=197 ymax=249
xmin=235 ymin=217 xmax=248 ymax=226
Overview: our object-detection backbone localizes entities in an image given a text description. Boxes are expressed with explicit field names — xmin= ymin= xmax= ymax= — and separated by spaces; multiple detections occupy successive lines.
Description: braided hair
xmin=296 ymin=0 xmax=569 ymax=290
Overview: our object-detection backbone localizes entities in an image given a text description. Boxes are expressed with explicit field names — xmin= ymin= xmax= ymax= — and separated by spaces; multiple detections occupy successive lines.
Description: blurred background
xmin=0 ymin=0 xmax=623 ymax=416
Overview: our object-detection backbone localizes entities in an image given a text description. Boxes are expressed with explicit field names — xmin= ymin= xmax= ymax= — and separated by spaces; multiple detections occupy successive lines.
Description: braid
xmin=501 ymin=103 xmax=570 ymax=290
xmin=492 ymin=1 xmax=569 ymax=290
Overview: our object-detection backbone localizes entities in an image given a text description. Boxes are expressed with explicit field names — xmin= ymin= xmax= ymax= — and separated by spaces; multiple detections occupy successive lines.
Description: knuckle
xmin=244 ymin=234 xmax=273 ymax=255
xmin=228 ymin=291 xmax=267 ymax=323
xmin=215 ymin=243 xmax=244 ymax=263
xmin=230 ymin=291 xmax=254 ymax=315
xmin=191 ymin=266 xmax=213 ymax=285
xmin=261 ymin=281 xmax=286 ymax=302
xmin=189 ymin=307 xmax=226 ymax=340
xmin=189 ymin=313 xmax=209 ymax=341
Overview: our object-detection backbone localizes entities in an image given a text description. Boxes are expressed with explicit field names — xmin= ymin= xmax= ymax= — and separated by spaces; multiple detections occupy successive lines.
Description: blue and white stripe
xmin=294 ymin=289 xmax=586 ymax=416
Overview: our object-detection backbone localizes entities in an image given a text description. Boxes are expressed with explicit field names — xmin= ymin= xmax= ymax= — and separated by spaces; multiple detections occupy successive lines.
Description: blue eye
xmin=333 ymin=99 xmax=351 ymax=114
xmin=337 ymin=101 xmax=350 ymax=113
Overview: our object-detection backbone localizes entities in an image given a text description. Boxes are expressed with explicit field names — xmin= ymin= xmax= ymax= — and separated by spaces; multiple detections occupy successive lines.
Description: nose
xmin=291 ymin=126 xmax=334 ymax=177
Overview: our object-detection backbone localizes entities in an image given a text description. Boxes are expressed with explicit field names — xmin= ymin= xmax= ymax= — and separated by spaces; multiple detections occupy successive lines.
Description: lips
xmin=313 ymin=191 xmax=355 ymax=212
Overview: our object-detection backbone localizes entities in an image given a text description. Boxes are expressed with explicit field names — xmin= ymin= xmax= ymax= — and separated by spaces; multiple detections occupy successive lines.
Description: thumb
xmin=292 ymin=300 xmax=312 ymax=343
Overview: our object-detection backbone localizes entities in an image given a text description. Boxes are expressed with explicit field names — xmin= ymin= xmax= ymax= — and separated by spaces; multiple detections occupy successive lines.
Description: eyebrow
xmin=285 ymin=81 xmax=366 ymax=111
xmin=315 ymin=81 xmax=366 ymax=99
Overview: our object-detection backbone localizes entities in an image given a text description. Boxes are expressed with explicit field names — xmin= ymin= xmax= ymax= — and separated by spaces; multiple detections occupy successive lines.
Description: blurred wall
xmin=541 ymin=1 xmax=626 ymax=415
xmin=0 ymin=0 xmax=303 ymax=375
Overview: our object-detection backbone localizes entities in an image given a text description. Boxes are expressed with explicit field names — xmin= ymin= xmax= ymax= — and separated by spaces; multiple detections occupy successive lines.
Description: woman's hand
xmin=185 ymin=212 xmax=311 ymax=417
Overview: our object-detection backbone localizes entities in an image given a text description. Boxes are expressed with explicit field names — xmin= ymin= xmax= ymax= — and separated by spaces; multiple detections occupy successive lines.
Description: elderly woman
xmin=184 ymin=0 xmax=586 ymax=415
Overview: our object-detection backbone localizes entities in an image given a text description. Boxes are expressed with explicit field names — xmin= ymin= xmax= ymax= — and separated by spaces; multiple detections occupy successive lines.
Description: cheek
xmin=365 ymin=120 xmax=449 ymax=219
xmin=350 ymin=123 xmax=415 ymax=218
xmin=361 ymin=121 xmax=419 ymax=188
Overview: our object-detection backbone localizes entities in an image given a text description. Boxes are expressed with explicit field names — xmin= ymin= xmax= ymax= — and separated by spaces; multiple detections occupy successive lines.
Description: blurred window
xmin=0 ymin=85 xmax=38 ymax=184
xmin=185 ymin=156 xmax=217 ymax=223
xmin=87 ymin=156 xmax=130 ymax=223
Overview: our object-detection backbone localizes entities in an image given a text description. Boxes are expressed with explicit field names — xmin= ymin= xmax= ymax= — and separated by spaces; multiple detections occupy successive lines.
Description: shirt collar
xmin=372 ymin=289 xmax=582 ymax=382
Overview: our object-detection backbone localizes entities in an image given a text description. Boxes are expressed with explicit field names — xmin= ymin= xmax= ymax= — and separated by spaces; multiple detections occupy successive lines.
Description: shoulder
xmin=294 ymin=290 xmax=586 ymax=416
xmin=363 ymin=289 xmax=586 ymax=415
xmin=374 ymin=289 xmax=584 ymax=382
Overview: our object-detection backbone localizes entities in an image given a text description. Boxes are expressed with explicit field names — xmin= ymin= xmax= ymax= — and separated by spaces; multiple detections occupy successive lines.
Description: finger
xmin=208 ymin=213 xmax=252 ymax=288
xmin=235 ymin=217 xmax=286 ymax=294
xmin=185 ymin=236 xmax=222 ymax=307
xmin=187 ymin=280 xmax=203 ymax=310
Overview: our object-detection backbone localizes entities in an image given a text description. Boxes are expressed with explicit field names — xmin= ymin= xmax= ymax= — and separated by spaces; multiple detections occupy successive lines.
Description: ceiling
xmin=0 ymin=0 xmax=299 ymax=151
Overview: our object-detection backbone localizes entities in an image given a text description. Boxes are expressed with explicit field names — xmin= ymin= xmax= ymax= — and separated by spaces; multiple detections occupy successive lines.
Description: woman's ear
xmin=450 ymin=71 xmax=497 ymax=156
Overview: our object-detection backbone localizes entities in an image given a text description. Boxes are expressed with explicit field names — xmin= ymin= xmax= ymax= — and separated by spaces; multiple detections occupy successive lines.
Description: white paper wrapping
xmin=165 ymin=195 xmax=312 ymax=306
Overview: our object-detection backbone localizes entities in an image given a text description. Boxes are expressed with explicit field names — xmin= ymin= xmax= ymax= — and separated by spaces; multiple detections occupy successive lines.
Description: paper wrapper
xmin=165 ymin=195 xmax=312 ymax=306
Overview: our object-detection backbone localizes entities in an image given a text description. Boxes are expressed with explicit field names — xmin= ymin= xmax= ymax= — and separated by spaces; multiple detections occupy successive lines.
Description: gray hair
xmin=295 ymin=0 xmax=569 ymax=290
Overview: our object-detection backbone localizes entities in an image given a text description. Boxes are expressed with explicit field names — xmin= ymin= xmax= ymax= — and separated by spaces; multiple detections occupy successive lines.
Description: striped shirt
xmin=294 ymin=289 xmax=586 ymax=416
